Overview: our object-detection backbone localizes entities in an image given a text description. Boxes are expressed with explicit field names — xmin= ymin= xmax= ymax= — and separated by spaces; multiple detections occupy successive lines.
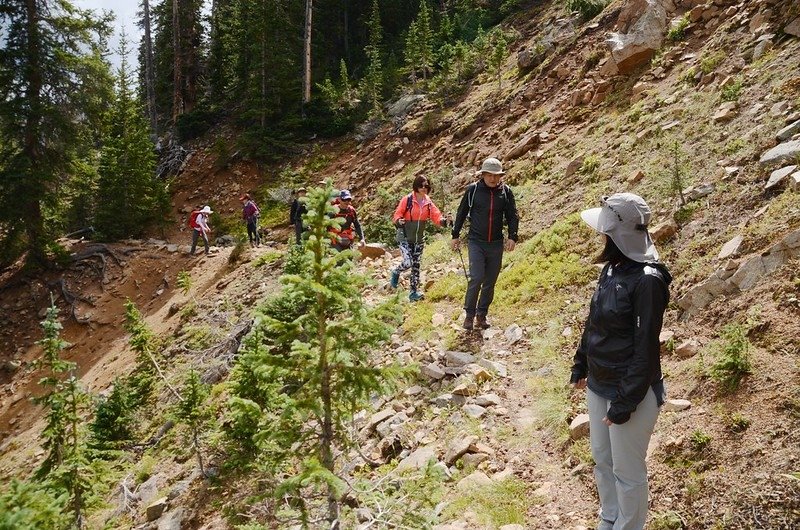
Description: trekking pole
xmin=443 ymin=161 xmax=470 ymax=281
xmin=457 ymin=243 xmax=469 ymax=280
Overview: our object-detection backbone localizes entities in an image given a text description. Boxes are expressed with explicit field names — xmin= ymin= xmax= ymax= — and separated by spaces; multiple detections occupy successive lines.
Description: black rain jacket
xmin=570 ymin=260 xmax=672 ymax=424
xmin=451 ymin=179 xmax=519 ymax=243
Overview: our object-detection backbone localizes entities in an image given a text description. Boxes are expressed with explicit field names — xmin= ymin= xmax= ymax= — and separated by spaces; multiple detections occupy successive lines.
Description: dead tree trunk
xmin=142 ymin=0 xmax=158 ymax=135
xmin=302 ymin=0 xmax=313 ymax=108
xmin=171 ymin=0 xmax=183 ymax=124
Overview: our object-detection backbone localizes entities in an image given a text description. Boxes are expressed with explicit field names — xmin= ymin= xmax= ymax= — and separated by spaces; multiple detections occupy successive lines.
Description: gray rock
xmin=505 ymin=132 xmax=540 ymax=161
xmin=765 ymin=165 xmax=797 ymax=190
xmin=215 ymin=234 xmax=236 ymax=247
xmin=355 ymin=119 xmax=383 ymax=143
xmin=456 ymin=470 xmax=493 ymax=491
xmin=137 ymin=475 xmax=161 ymax=506
xmin=776 ymin=120 xmax=800 ymax=142
xmin=504 ymin=324 xmax=523 ymax=344
xmin=376 ymin=412 xmax=408 ymax=439
xmin=444 ymin=435 xmax=478 ymax=466
xmin=663 ymin=399 xmax=691 ymax=412
xmin=569 ymin=414 xmax=590 ymax=440
xmin=477 ymin=358 xmax=507 ymax=377
xmin=445 ymin=351 xmax=477 ymax=367
xmin=461 ymin=452 xmax=490 ymax=469
xmin=157 ymin=507 xmax=184 ymax=530
xmin=713 ymin=102 xmax=737 ymax=122
xmin=565 ymin=157 xmax=584 ymax=178
xmin=404 ymin=385 xmax=424 ymax=396
xmin=367 ymin=409 xmax=395 ymax=431
xmin=759 ymin=140 xmax=800 ymax=165
xmin=752 ymin=38 xmax=774 ymax=61
xmin=387 ymin=95 xmax=425 ymax=118
xmin=785 ymin=17 xmax=800 ymax=37
xmin=396 ymin=444 xmax=438 ymax=473
xmin=462 ymin=404 xmax=487 ymax=419
xmin=730 ymin=256 xmax=766 ymax=291
xmin=718 ymin=235 xmax=743 ymax=260
xmin=674 ymin=339 xmax=699 ymax=359
xmin=790 ymin=171 xmax=800 ymax=191
xmin=146 ymin=497 xmax=168 ymax=522
xmin=431 ymin=393 xmax=467 ymax=408
xmin=651 ymin=219 xmax=678 ymax=243
xmin=607 ymin=0 xmax=667 ymax=74
xmin=475 ymin=394 xmax=502 ymax=407
xmin=421 ymin=363 xmax=446 ymax=380
xmin=685 ymin=182 xmax=715 ymax=200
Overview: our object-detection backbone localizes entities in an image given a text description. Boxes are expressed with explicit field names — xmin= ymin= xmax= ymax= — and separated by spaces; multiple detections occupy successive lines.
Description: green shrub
xmin=253 ymin=250 xmax=282 ymax=268
xmin=90 ymin=378 xmax=137 ymax=450
xmin=650 ymin=510 xmax=684 ymax=530
xmin=176 ymin=107 xmax=219 ymax=142
xmin=709 ymin=324 xmax=751 ymax=393
xmin=0 ymin=479 xmax=69 ymax=530
xmin=667 ymin=16 xmax=689 ymax=42
xmin=566 ymin=0 xmax=609 ymax=20
xmin=720 ymin=78 xmax=743 ymax=102
xmin=689 ymin=429 xmax=712 ymax=452
xmin=727 ymin=412 xmax=751 ymax=433
xmin=443 ymin=477 xmax=532 ymax=526
xmin=699 ymin=52 xmax=724 ymax=74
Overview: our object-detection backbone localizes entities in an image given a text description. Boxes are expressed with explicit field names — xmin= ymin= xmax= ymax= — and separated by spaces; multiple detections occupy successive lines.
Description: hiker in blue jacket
xmin=450 ymin=158 xmax=519 ymax=330
xmin=570 ymin=193 xmax=672 ymax=530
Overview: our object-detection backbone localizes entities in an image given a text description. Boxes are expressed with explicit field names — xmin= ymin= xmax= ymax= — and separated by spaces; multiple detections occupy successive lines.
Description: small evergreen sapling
xmin=174 ymin=370 xmax=210 ymax=477
xmin=225 ymin=185 xmax=408 ymax=527
xmin=33 ymin=303 xmax=92 ymax=528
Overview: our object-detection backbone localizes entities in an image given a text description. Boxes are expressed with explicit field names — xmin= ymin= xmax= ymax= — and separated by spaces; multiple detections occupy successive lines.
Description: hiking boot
xmin=463 ymin=315 xmax=474 ymax=330
xmin=390 ymin=270 xmax=400 ymax=289
xmin=409 ymin=291 xmax=424 ymax=302
xmin=476 ymin=315 xmax=491 ymax=329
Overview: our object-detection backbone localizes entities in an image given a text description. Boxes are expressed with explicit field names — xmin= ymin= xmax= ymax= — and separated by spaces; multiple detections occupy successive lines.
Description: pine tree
xmin=95 ymin=33 xmax=161 ymax=241
xmin=174 ymin=370 xmax=210 ymax=477
xmin=225 ymin=185 xmax=408 ymax=526
xmin=124 ymin=299 xmax=181 ymax=401
xmin=33 ymin=303 xmax=92 ymax=528
xmin=488 ymin=28 xmax=508 ymax=90
xmin=362 ymin=0 xmax=384 ymax=118
xmin=0 ymin=0 xmax=113 ymax=266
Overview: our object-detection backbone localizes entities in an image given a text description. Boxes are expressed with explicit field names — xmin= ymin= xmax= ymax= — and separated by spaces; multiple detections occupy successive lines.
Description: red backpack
xmin=188 ymin=210 xmax=201 ymax=229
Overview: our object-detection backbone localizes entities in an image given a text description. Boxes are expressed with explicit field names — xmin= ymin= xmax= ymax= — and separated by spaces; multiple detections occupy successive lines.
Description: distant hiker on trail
xmin=290 ymin=187 xmax=307 ymax=245
xmin=189 ymin=205 xmax=213 ymax=256
xmin=389 ymin=175 xmax=448 ymax=302
xmin=240 ymin=193 xmax=261 ymax=247
xmin=450 ymin=157 xmax=519 ymax=331
xmin=330 ymin=189 xmax=365 ymax=252
xmin=570 ymin=193 xmax=672 ymax=530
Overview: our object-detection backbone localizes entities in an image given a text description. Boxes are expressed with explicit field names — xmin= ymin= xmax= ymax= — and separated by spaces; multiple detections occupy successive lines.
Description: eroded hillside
xmin=1 ymin=0 xmax=799 ymax=528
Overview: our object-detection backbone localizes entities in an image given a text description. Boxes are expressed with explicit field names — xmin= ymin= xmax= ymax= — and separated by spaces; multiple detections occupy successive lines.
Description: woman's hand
xmin=450 ymin=239 xmax=461 ymax=251
xmin=571 ymin=378 xmax=587 ymax=390
xmin=602 ymin=416 xmax=613 ymax=426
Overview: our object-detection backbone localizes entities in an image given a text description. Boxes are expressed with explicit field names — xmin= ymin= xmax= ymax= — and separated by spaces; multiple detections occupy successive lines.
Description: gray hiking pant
xmin=588 ymin=387 xmax=660 ymax=530
xmin=464 ymin=240 xmax=504 ymax=317
xmin=191 ymin=229 xmax=209 ymax=255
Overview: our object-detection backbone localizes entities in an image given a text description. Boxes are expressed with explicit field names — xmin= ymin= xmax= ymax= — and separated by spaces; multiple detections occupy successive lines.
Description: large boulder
xmin=759 ymin=140 xmax=800 ymax=166
xmin=606 ymin=0 xmax=668 ymax=74
xmin=387 ymin=95 xmax=425 ymax=118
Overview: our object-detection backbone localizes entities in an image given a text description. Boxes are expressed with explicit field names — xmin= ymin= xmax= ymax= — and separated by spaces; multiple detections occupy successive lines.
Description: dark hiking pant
xmin=394 ymin=240 xmax=425 ymax=293
xmin=247 ymin=219 xmax=260 ymax=246
xmin=294 ymin=220 xmax=304 ymax=245
xmin=464 ymin=240 xmax=504 ymax=317
xmin=191 ymin=229 xmax=209 ymax=255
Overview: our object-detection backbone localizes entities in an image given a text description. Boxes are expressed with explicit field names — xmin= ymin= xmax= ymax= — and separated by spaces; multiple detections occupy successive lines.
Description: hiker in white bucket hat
xmin=571 ymin=192 xmax=672 ymax=530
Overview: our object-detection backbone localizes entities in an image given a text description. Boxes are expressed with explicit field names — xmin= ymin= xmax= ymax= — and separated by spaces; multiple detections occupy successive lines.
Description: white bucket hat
xmin=580 ymin=193 xmax=659 ymax=263
xmin=477 ymin=157 xmax=505 ymax=175
xmin=200 ymin=205 xmax=213 ymax=214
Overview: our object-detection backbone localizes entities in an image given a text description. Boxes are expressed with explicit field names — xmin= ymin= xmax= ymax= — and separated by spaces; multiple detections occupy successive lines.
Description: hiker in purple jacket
xmin=240 ymin=193 xmax=261 ymax=247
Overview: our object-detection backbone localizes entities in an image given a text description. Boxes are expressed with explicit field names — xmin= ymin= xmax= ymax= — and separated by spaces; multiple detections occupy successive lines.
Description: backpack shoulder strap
xmin=467 ymin=183 xmax=478 ymax=210
xmin=405 ymin=193 xmax=413 ymax=214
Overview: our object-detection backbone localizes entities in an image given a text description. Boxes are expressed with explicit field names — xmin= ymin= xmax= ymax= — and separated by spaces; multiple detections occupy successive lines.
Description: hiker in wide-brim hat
xmin=290 ymin=188 xmax=308 ymax=245
xmin=570 ymin=192 xmax=672 ymax=530
xmin=190 ymin=205 xmax=213 ymax=255
xmin=450 ymin=157 xmax=519 ymax=331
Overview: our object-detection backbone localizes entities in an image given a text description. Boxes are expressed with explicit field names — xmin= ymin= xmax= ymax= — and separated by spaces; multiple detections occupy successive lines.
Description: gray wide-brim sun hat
xmin=580 ymin=193 xmax=659 ymax=263
xmin=477 ymin=157 xmax=505 ymax=175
